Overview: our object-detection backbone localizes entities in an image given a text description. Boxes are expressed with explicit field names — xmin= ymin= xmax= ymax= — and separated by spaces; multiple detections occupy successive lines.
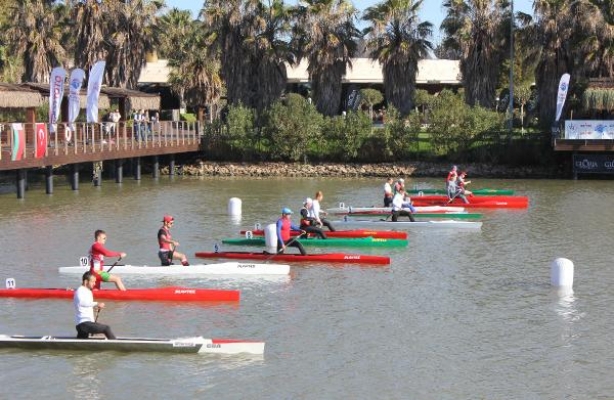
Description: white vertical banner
xmin=67 ymin=68 xmax=85 ymax=132
xmin=48 ymin=67 xmax=66 ymax=133
xmin=555 ymin=73 xmax=571 ymax=122
xmin=86 ymin=61 xmax=106 ymax=123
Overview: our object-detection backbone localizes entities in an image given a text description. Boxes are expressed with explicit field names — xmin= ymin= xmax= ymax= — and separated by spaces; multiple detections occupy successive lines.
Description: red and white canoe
xmin=240 ymin=229 xmax=407 ymax=240
xmin=410 ymin=195 xmax=529 ymax=209
xmin=195 ymin=251 xmax=390 ymax=265
xmin=0 ymin=286 xmax=240 ymax=302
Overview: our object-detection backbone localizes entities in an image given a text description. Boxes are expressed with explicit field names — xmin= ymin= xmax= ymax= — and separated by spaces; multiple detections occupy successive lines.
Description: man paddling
xmin=277 ymin=208 xmax=307 ymax=255
xmin=89 ymin=229 xmax=126 ymax=291
xmin=158 ymin=215 xmax=190 ymax=266
xmin=300 ymin=198 xmax=327 ymax=239
xmin=391 ymin=189 xmax=416 ymax=222
xmin=74 ymin=271 xmax=116 ymax=339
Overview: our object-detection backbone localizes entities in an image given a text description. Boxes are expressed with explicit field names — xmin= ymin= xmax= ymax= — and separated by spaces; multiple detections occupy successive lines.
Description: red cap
xmin=162 ymin=215 xmax=174 ymax=223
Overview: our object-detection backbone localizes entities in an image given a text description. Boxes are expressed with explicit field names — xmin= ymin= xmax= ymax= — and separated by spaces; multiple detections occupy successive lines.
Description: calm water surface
xmin=1 ymin=175 xmax=613 ymax=399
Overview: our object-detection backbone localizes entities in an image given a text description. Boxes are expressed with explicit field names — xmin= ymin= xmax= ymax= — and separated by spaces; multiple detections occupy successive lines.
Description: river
xmin=0 ymin=175 xmax=613 ymax=399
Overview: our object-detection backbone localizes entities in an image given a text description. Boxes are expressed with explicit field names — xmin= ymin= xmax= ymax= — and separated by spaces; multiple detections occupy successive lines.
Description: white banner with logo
xmin=564 ymin=120 xmax=614 ymax=139
xmin=68 ymin=68 xmax=85 ymax=132
xmin=555 ymin=73 xmax=570 ymax=122
xmin=48 ymin=67 xmax=66 ymax=133
xmin=86 ymin=61 xmax=106 ymax=123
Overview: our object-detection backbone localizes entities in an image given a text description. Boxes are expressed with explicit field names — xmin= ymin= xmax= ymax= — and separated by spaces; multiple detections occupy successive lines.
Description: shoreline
xmin=166 ymin=160 xmax=564 ymax=179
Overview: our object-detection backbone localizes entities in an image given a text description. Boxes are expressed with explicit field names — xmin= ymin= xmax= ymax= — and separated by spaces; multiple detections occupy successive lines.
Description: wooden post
xmin=152 ymin=156 xmax=160 ymax=179
xmin=16 ymin=169 xmax=26 ymax=199
xmin=45 ymin=166 xmax=53 ymax=194
xmin=116 ymin=159 xmax=123 ymax=183
xmin=71 ymin=164 xmax=79 ymax=190
xmin=169 ymin=155 xmax=175 ymax=176
xmin=134 ymin=157 xmax=142 ymax=180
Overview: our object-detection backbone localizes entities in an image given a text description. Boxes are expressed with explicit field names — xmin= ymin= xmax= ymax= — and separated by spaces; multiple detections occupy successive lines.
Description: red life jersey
xmin=279 ymin=218 xmax=292 ymax=241
xmin=158 ymin=226 xmax=172 ymax=250
xmin=446 ymin=171 xmax=457 ymax=183
xmin=89 ymin=242 xmax=122 ymax=287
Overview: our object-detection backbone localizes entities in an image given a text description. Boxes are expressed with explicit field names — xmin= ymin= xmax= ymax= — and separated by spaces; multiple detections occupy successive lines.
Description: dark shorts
xmin=158 ymin=250 xmax=174 ymax=266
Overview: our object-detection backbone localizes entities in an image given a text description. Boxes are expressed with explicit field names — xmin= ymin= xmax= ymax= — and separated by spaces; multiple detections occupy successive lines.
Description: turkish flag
xmin=35 ymin=123 xmax=48 ymax=159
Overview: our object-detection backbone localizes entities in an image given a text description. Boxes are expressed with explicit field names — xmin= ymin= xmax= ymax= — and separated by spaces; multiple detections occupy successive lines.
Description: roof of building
xmin=139 ymin=58 xmax=462 ymax=86
xmin=21 ymin=82 xmax=110 ymax=109
xmin=0 ymin=83 xmax=44 ymax=108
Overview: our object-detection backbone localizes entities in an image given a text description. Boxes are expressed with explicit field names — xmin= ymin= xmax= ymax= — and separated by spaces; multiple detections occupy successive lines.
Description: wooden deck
xmin=0 ymin=121 xmax=201 ymax=171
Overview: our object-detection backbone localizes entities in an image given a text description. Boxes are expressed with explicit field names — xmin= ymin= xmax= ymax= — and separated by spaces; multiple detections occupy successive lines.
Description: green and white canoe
xmin=407 ymin=188 xmax=515 ymax=195
xmin=221 ymin=236 xmax=408 ymax=248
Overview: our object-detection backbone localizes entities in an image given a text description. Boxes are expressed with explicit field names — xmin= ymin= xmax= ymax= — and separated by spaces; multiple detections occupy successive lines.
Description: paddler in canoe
xmin=89 ymin=229 xmax=126 ymax=291
xmin=300 ymin=198 xmax=328 ymax=239
xmin=74 ymin=271 xmax=116 ymax=339
xmin=276 ymin=208 xmax=307 ymax=255
xmin=448 ymin=171 xmax=472 ymax=204
xmin=310 ymin=191 xmax=336 ymax=231
xmin=158 ymin=215 xmax=190 ymax=266
xmin=383 ymin=177 xmax=394 ymax=207
xmin=445 ymin=165 xmax=458 ymax=199
xmin=391 ymin=188 xmax=416 ymax=222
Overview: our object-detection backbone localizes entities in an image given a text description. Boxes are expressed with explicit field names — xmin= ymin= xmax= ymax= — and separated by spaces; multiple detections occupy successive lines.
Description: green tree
xmin=5 ymin=0 xmax=66 ymax=82
xmin=514 ymin=83 xmax=532 ymax=132
xmin=202 ymin=0 xmax=294 ymax=113
xmin=70 ymin=0 xmax=106 ymax=75
xmin=159 ymin=9 xmax=222 ymax=122
xmin=359 ymin=88 xmax=384 ymax=120
xmin=104 ymin=0 xmax=163 ymax=88
xmin=291 ymin=0 xmax=362 ymax=116
xmin=441 ymin=0 xmax=505 ymax=109
xmin=363 ymin=0 xmax=433 ymax=116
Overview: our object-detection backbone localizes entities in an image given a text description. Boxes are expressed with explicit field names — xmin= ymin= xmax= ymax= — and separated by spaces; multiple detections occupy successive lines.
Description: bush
xmin=180 ymin=113 xmax=197 ymax=123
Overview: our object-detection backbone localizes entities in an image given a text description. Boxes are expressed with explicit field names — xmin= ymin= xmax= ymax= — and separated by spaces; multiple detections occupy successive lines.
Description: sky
xmin=164 ymin=0 xmax=534 ymax=43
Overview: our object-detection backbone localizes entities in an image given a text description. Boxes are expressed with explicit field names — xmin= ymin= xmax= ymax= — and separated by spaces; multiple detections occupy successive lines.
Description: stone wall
xmin=163 ymin=160 xmax=563 ymax=179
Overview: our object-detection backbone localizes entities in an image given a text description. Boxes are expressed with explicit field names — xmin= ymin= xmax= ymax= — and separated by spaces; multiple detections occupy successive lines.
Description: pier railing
xmin=0 ymin=121 xmax=201 ymax=170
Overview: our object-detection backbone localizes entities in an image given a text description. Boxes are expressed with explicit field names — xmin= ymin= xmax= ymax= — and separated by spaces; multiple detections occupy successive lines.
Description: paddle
xmin=265 ymin=233 xmax=303 ymax=261
xmin=94 ymin=307 xmax=102 ymax=322
xmin=106 ymin=256 xmax=122 ymax=273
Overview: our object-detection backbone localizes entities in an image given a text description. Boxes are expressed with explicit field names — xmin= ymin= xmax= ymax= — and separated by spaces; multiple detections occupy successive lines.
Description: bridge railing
xmin=0 ymin=120 xmax=201 ymax=161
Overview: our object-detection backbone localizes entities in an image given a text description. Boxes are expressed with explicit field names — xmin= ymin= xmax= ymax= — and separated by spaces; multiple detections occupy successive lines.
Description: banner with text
xmin=564 ymin=120 xmax=614 ymax=139
xmin=49 ymin=67 xmax=66 ymax=134
xmin=573 ymin=154 xmax=614 ymax=174
xmin=86 ymin=61 xmax=106 ymax=123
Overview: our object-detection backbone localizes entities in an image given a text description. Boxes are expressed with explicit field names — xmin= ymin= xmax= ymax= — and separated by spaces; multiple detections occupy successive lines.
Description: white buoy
xmin=551 ymin=258 xmax=574 ymax=289
xmin=264 ymin=224 xmax=278 ymax=254
xmin=228 ymin=197 xmax=242 ymax=216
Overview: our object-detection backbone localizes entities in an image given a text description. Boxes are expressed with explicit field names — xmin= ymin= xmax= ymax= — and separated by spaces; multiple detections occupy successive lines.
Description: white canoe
xmin=327 ymin=205 xmax=466 ymax=215
xmin=59 ymin=262 xmax=290 ymax=276
xmin=0 ymin=334 xmax=264 ymax=355
xmin=331 ymin=219 xmax=482 ymax=229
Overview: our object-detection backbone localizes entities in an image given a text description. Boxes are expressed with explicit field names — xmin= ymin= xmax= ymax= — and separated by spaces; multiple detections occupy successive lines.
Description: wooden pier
xmin=0 ymin=121 xmax=201 ymax=198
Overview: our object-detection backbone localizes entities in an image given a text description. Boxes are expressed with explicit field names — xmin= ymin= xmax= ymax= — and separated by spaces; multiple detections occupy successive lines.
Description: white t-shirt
xmin=73 ymin=286 xmax=98 ymax=325
xmin=384 ymin=182 xmax=393 ymax=196
xmin=311 ymin=200 xmax=322 ymax=220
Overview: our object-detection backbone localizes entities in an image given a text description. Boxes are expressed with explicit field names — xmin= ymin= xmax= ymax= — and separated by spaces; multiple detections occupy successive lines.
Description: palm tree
xmin=362 ymin=0 xmax=433 ymax=116
xmin=104 ymin=0 xmax=163 ymax=88
xmin=202 ymin=0 xmax=293 ymax=113
xmin=527 ymin=0 xmax=603 ymax=125
xmin=159 ymin=9 xmax=223 ymax=121
xmin=291 ymin=0 xmax=362 ymax=116
xmin=5 ymin=0 xmax=66 ymax=83
xmin=69 ymin=0 xmax=106 ymax=74
xmin=441 ymin=0 xmax=505 ymax=109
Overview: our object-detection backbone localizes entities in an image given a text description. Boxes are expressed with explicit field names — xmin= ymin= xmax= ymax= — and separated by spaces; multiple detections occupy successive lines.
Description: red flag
xmin=35 ymin=123 xmax=48 ymax=158
xmin=11 ymin=123 xmax=25 ymax=161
